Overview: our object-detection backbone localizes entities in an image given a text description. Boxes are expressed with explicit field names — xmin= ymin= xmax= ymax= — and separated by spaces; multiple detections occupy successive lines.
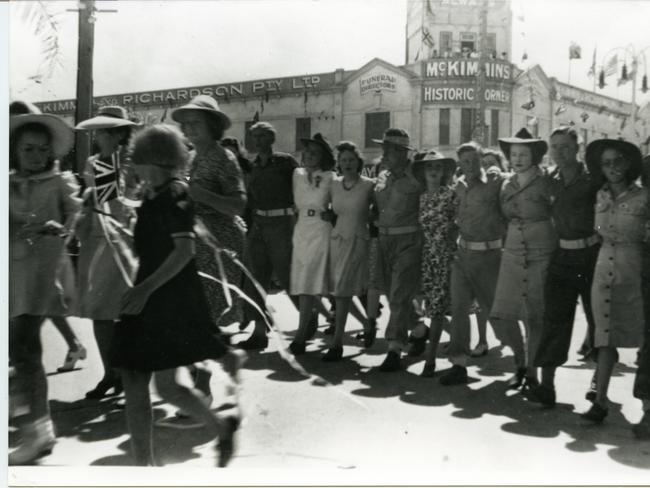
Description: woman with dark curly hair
xmin=581 ymin=139 xmax=648 ymax=423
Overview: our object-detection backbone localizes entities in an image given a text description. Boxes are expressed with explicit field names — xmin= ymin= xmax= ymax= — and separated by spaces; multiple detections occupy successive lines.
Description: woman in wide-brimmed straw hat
xmin=74 ymin=105 xmax=140 ymax=400
xmin=581 ymin=138 xmax=648 ymax=423
xmin=490 ymin=128 xmax=556 ymax=392
xmin=287 ymin=133 xmax=337 ymax=355
xmin=171 ymin=96 xmax=246 ymax=330
xmin=410 ymin=150 xmax=459 ymax=376
xmin=9 ymin=107 xmax=81 ymax=465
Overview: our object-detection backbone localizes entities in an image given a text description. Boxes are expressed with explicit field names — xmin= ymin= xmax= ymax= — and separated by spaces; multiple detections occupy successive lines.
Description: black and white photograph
xmin=5 ymin=0 xmax=650 ymax=485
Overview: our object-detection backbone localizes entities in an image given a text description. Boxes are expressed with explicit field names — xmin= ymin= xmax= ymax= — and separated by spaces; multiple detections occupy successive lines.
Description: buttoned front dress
xmin=592 ymin=183 xmax=649 ymax=348
xmin=329 ymin=176 xmax=374 ymax=297
xmin=290 ymin=168 xmax=334 ymax=295
xmin=491 ymin=168 xmax=557 ymax=357
xmin=9 ymin=169 xmax=81 ymax=319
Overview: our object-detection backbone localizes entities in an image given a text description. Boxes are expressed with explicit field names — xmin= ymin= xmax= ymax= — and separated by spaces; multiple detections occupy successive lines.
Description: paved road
xmin=8 ymin=293 xmax=650 ymax=485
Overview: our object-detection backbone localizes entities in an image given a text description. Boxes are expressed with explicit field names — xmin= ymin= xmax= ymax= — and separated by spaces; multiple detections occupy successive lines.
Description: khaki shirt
xmin=374 ymin=162 xmax=424 ymax=228
xmin=455 ymin=170 xmax=506 ymax=242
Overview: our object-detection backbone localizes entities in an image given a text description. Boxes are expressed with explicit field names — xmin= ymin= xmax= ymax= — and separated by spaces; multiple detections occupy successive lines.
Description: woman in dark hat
xmin=74 ymin=106 xmax=139 ymax=399
xmin=172 ymin=96 xmax=247 ymax=332
xmin=9 ymin=111 xmax=81 ymax=464
xmin=288 ymin=133 xmax=336 ymax=355
xmin=490 ymin=128 xmax=556 ymax=391
xmin=582 ymin=139 xmax=648 ymax=423
xmin=411 ymin=150 xmax=459 ymax=377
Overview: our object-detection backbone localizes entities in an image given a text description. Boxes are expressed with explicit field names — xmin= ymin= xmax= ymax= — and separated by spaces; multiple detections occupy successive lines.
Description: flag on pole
xmin=422 ymin=27 xmax=434 ymax=48
xmin=93 ymin=152 xmax=121 ymax=205
xmin=425 ymin=0 xmax=435 ymax=19
xmin=569 ymin=42 xmax=581 ymax=59
xmin=604 ymin=54 xmax=618 ymax=76
xmin=587 ymin=47 xmax=597 ymax=77
xmin=555 ymin=104 xmax=567 ymax=116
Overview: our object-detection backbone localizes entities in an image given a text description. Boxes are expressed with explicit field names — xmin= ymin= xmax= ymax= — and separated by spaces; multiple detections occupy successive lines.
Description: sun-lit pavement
xmin=8 ymin=293 xmax=650 ymax=485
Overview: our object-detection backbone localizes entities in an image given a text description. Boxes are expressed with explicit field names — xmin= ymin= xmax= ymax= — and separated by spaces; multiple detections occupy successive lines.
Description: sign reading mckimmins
xmin=424 ymin=59 xmax=512 ymax=80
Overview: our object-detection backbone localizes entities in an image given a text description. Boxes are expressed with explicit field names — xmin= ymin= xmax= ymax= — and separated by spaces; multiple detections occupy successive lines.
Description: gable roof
xmin=342 ymin=57 xmax=419 ymax=86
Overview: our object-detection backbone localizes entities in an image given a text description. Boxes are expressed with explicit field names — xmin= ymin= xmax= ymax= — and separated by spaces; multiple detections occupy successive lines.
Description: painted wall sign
xmin=424 ymin=59 xmax=512 ymax=80
xmin=422 ymin=85 xmax=511 ymax=104
xmin=36 ymin=72 xmax=337 ymax=114
xmin=359 ymin=72 xmax=398 ymax=95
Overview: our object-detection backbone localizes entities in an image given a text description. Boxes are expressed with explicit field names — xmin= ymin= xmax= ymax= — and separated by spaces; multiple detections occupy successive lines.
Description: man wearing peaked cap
xmin=371 ymin=128 xmax=426 ymax=372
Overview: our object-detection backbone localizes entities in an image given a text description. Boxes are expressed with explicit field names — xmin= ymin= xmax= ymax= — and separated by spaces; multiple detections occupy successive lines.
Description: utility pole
xmin=73 ymin=0 xmax=95 ymax=174
xmin=68 ymin=0 xmax=117 ymax=174
xmin=473 ymin=0 xmax=489 ymax=146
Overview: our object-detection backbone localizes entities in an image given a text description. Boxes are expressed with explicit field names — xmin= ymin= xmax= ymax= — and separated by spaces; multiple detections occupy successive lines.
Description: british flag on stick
xmin=93 ymin=152 xmax=121 ymax=205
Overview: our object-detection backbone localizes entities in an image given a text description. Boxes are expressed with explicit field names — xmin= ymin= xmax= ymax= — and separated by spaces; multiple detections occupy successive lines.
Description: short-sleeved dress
xmin=189 ymin=144 xmax=247 ymax=327
xmin=290 ymin=168 xmax=334 ymax=295
xmin=592 ymin=183 xmax=649 ymax=348
xmin=330 ymin=176 xmax=374 ymax=297
xmin=111 ymin=180 xmax=229 ymax=372
xmin=76 ymin=150 xmax=139 ymax=320
xmin=419 ymin=186 xmax=459 ymax=317
xmin=491 ymin=167 xmax=557 ymax=326
xmin=9 ymin=169 xmax=81 ymax=318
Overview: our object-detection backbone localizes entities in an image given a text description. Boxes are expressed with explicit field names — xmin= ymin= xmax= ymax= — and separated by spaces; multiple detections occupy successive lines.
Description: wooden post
xmin=74 ymin=0 xmax=95 ymax=175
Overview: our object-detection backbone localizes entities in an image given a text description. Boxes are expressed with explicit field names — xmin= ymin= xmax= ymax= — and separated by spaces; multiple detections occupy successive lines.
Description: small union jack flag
xmin=93 ymin=152 xmax=121 ymax=205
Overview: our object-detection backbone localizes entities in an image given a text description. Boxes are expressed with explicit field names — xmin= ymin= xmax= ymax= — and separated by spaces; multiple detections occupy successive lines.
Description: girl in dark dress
xmin=111 ymin=125 xmax=244 ymax=467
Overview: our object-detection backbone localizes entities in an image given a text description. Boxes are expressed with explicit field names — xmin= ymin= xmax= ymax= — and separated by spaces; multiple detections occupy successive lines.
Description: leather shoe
xmin=524 ymin=384 xmax=556 ymax=407
xmin=420 ymin=362 xmax=436 ymax=378
xmin=439 ymin=365 xmax=468 ymax=386
xmin=632 ymin=411 xmax=650 ymax=440
xmin=407 ymin=337 xmax=427 ymax=357
xmin=321 ymin=346 xmax=343 ymax=362
xmin=237 ymin=335 xmax=268 ymax=351
xmin=85 ymin=377 xmax=122 ymax=399
xmin=288 ymin=341 xmax=306 ymax=356
xmin=470 ymin=343 xmax=488 ymax=358
xmin=581 ymin=403 xmax=608 ymax=423
xmin=506 ymin=368 xmax=527 ymax=390
xmin=323 ymin=324 xmax=336 ymax=336
xmin=377 ymin=351 xmax=401 ymax=372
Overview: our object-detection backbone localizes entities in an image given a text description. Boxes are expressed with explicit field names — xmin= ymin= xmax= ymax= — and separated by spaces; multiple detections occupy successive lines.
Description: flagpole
xmin=568 ymin=59 xmax=572 ymax=85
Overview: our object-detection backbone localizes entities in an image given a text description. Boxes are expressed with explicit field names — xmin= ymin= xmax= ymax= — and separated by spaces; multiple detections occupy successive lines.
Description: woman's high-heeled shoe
xmin=85 ymin=377 xmax=123 ymax=399
xmin=57 ymin=346 xmax=87 ymax=372
xmin=581 ymin=403 xmax=608 ymax=423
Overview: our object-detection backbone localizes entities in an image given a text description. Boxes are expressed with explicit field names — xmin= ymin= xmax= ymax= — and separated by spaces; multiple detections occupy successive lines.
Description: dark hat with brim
xmin=301 ymin=132 xmax=335 ymax=170
xmin=171 ymin=95 xmax=231 ymax=130
xmin=75 ymin=105 xmax=138 ymax=130
xmin=412 ymin=150 xmax=457 ymax=178
xmin=499 ymin=127 xmax=548 ymax=162
xmin=586 ymin=138 xmax=642 ymax=180
xmin=371 ymin=130 xmax=415 ymax=150
xmin=10 ymin=113 xmax=75 ymax=159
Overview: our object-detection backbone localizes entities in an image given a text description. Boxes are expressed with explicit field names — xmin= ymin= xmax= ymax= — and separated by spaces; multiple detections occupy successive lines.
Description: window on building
xmin=460 ymin=32 xmax=476 ymax=56
xmin=365 ymin=112 xmax=390 ymax=148
xmin=244 ymin=121 xmax=255 ymax=152
xmin=440 ymin=31 xmax=452 ymax=57
xmin=460 ymin=108 xmax=476 ymax=143
xmin=439 ymin=108 xmax=450 ymax=146
xmin=490 ymin=109 xmax=499 ymax=146
xmin=295 ymin=117 xmax=311 ymax=151
xmin=486 ymin=33 xmax=497 ymax=58
xmin=581 ymin=128 xmax=589 ymax=146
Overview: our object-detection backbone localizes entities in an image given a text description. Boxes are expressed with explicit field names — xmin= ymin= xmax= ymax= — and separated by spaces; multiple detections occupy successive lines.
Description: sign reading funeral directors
xmin=421 ymin=58 xmax=514 ymax=106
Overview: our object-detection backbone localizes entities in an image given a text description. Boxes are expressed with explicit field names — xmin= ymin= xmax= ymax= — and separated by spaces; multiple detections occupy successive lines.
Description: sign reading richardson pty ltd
xmin=359 ymin=73 xmax=397 ymax=96
xmin=423 ymin=86 xmax=511 ymax=104
xmin=36 ymin=73 xmax=336 ymax=114
xmin=424 ymin=59 xmax=512 ymax=80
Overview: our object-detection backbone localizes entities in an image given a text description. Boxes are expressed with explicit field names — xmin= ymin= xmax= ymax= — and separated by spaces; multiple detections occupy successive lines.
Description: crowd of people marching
xmin=8 ymin=93 xmax=650 ymax=467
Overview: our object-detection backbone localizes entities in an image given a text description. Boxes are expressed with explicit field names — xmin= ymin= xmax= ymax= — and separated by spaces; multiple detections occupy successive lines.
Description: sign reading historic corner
xmin=36 ymin=72 xmax=337 ymax=114
xmin=422 ymin=85 xmax=511 ymax=104
xmin=359 ymin=73 xmax=397 ymax=96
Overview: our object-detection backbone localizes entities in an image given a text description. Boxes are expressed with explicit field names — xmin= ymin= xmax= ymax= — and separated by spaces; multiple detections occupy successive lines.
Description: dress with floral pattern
xmin=189 ymin=143 xmax=247 ymax=328
xmin=419 ymin=186 xmax=459 ymax=317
